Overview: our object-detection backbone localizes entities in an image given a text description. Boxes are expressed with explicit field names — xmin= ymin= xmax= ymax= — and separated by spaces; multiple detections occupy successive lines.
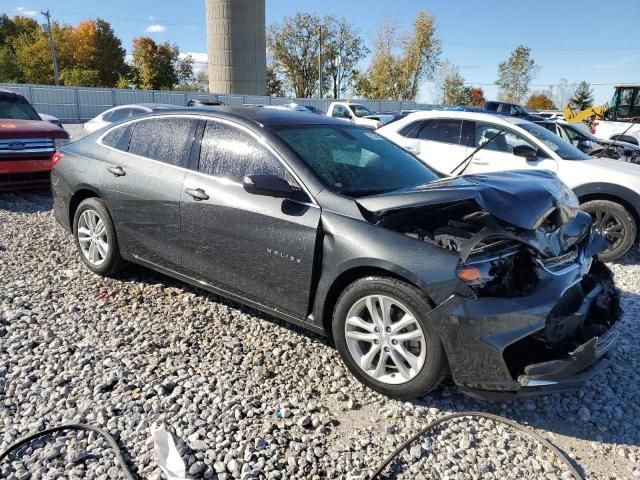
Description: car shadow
xmin=0 ymin=188 xmax=53 ymax=213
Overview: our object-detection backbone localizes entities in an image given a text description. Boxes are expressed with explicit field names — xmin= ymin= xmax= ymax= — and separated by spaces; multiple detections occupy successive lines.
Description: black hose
xmin=368 ymin=411 xmax=583 ymax=480
xmin=0 ymin=423 xmax=137 ymax=480
xmin=0 ymin=414 xmax=583 ymax=480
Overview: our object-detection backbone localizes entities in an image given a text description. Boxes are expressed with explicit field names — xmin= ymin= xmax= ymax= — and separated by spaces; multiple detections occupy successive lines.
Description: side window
xmin=109 ymin=108 xmax=133 ymax=122
xmin=199 ymin=120 xmax=286 ymax=182
xmin=417 ymin=119 xmax=463 ymax=144
xmin=332 ymin=105 xmax=348 ymax=119
xmin=129 ymin=108 xmax=147 ymax=118
xmin=485 ymin=102 xmax=499 ymax=112
xmin=101 ymin=123 xmax=134 ymax=151
xmin=474 ymin=122 xmax=536 ymax=154
xmin=617 ymin=88 xmax=634 ymax=117
xmin=398 ymin=120 xmax=425 ymax=138
xmin=564 ymin=126 xmax=585 ymax=143
xmin=128 ymin=117 xmax=197 ymax=168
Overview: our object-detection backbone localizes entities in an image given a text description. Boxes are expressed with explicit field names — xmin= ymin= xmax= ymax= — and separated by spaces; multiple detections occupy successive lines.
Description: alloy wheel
xmin=77 ymin=209 xmax=109 ymax=266
xmin=344 ymin=295 xmax=426 ymax=385
xmin=590 ymin=209 xmax=625 ymax=250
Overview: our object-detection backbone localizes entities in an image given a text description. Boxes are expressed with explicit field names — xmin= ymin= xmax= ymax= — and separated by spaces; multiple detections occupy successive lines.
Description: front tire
xmin=332 ymin=276 xmax=447 ymax=400
xmin=73 ymin=197 xmax=123 ymax=276
xmin=581 ymin=199 xmax=637 ymax=261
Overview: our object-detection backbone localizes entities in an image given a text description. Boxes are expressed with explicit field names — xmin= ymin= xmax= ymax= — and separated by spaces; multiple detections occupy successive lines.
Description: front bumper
xmin=430 ymin=253 xmax=621 ymax=400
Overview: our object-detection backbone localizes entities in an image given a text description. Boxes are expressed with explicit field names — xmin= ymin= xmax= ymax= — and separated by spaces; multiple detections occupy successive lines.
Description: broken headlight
xmin=456 ymin=251 xmax=538 ymax=297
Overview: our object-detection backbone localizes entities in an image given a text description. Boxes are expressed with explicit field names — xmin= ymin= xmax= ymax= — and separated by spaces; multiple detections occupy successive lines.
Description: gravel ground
xmin=1 ymin=190 xmax=639 ymax=480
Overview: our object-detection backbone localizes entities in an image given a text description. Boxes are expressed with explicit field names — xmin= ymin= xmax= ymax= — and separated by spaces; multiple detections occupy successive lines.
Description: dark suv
xmin=51 ymin=108 xmax=620 ymax=400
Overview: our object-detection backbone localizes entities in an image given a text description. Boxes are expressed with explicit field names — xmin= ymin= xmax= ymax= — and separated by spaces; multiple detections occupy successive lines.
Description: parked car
xmin=83 ymin=103 xmax=179 ymax=133
xmin=187 ymin=99 xmax=225 ymax=107
xmin=378 ymin=110 xmax=640 ymax=260
xmin=52 ymin=107 xmax=620 ymax=400
xmin=535 ymin=111 xmax=565 ymax=121
xmin=536 ymin=120 xmax=640 ymax=163
xmin=38 ymin=112 xmax=65 ymax=129
xmin=302 ymin=105 xmax=325 ymax=114
xmin=0 ymin=88 xmax=70 ymax=190
xmin=326 ymin=102 xmax=395 ymax=129
xmin=483 ymin=101 xmax=545 ymax=122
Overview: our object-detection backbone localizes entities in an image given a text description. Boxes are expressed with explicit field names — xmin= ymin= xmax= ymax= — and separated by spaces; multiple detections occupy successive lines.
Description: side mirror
xmin=577 ymin=139 xmax=593 ymax=154
xmin=513 ymin=144 xmax=538 ymax=160
xmin=243 ymin=174 xmax=302 ymax=199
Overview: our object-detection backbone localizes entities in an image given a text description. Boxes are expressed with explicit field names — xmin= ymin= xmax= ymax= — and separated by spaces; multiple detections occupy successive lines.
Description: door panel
xmin=181 ymin=175 xmax=320 ymax=318
xmin=100 ymin=151 xmax=185 ymax=270
xmin=180 ymin=119 xmax=320 ymax=319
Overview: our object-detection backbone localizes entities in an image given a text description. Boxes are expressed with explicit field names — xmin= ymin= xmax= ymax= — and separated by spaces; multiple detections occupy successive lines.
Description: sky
xmin=6 ymin=0 xmax=640 ymax=105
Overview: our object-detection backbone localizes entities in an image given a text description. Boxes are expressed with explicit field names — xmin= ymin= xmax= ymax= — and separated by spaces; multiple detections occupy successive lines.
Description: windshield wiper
xmin=340 ymin=187 xmax=396 ymax=197
xmin=450 ymin=129 xmax=505 ymax=176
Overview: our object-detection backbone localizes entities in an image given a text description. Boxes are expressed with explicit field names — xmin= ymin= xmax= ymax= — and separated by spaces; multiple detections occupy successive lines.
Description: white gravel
xmin=1 ymin=190 xmax=639 ymax=480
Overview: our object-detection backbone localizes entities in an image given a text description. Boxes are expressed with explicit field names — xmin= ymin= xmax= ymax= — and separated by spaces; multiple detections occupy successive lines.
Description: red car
xmin=0 ymin=89 xmax=70 ymax=190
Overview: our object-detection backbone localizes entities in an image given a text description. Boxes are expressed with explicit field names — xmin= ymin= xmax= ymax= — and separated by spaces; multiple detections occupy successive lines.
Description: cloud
xmin=180 ymin=52 xmax=208 ymax=73
xmin=145 ymin=24 xmax=166 ymax=33
xmin=16 ymin=6 xmax=38 ymax=16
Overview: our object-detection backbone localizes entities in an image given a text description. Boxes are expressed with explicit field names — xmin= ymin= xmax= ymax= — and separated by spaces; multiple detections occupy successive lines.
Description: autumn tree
xmin=496 ymin=45 xmax=538 ymax=103
xmin=467 ymin=87 xmax=485 ymax=106
xmin=434 ymin=59 xmax=469 ymax=104
xmin=131 ymin=37 xmax=192 ymax=90
xmin=355 ymin=11 xmax=440 ymax=101
xmin=525 ymin=93 xmax=556 ymax=110
xmin=569 ymin=81 xmax=594 ymax=111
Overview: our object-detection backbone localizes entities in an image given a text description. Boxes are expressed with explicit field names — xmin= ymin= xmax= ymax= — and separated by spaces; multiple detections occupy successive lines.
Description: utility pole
xmin=318 ymin=25 xmax=323 ymax=99
xmin=41 ymin=10 xmax=59 ymax=86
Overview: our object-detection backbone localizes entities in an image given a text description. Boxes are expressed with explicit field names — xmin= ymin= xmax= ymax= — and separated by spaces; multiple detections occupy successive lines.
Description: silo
xmin=205 ymin=0 xmax=267 ymax=95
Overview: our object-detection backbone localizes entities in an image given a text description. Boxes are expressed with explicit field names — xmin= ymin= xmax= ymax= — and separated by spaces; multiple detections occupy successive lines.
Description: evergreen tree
xmin=569 ymin=81 xmax=594 ymax=111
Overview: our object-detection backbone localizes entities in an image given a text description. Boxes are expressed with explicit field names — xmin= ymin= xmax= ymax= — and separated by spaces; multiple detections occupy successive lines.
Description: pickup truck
xmin=326 ymin=102 xmax=395 ymax=129
xmin=483 ymin=101 xmax=544 ymax=122
xmin=0 ymin=88 xmax=70 ymax=190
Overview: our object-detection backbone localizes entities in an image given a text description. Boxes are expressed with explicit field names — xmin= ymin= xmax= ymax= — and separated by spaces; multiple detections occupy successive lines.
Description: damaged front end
xmin=357 ymin=170 xmax=622 ymax=399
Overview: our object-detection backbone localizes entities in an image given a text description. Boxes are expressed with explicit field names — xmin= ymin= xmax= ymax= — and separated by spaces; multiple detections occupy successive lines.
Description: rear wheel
xmin=332 ymin=276 xmax=447 ymax=400
xmin=73 ymin=198 xmax=123 ymax=276
xmin=581 ymin=199 xmax=637 ymax=261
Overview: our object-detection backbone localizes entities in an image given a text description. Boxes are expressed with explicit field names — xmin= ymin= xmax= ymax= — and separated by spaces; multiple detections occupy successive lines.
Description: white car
xmin=378 ymin=110 xmax=640 ymax=260
xmin=326 ymin=102 xmax=395 ymax=130
xmin=83 ymin=103 xmax=178 ymax=133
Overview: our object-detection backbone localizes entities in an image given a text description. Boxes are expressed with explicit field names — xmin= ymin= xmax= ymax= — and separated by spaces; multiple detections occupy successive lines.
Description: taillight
xmin=591 ymin=122 xmax=598 ymax=135
xmin=51 ymin=151 xmax=64 ymax=167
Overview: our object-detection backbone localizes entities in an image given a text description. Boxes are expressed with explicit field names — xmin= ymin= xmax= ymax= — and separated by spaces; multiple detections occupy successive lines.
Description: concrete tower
xmin=205 ymin=0 xmax=267 ymax=95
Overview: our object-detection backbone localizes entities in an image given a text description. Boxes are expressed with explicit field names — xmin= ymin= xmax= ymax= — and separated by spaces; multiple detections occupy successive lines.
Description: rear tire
xmin=332 ymin=276 xmax=447 ymax=400
xmin=73 ymin=197 xmax=123 ymax=276
xmin=580 ymin=199 xmax=637 ymax=261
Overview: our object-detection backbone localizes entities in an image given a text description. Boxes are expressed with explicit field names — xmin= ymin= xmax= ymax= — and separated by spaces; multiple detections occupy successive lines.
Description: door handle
xmin=184 ymin=187 xmax=209 ymax=201
xmin=108 ymin=166 xmax=126 ymax=177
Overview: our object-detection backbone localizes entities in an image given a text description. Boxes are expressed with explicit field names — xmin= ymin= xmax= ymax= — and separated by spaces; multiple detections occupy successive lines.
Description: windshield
xmin=0 ymin=94 xmax=41 ymax=121
xmin=350 ymin=104 xmax=374 ymax=118
xmin=519 ymin=122 xmax=590 ymax=160
xmin=514 ymin=105 xmax=528 ymax=116
xmin=274 ymin=125 xmax=440 ymax=196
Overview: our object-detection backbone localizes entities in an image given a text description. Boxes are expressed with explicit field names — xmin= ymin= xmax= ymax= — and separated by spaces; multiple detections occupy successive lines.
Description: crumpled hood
xmin=356 ymin=170 xmax=578 ymax=230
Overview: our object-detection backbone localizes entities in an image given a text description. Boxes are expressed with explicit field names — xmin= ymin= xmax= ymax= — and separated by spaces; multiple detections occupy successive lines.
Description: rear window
xmin=102 ymin=123 xmax=134 ymax=151
xmin=128 ymin=117 xmax=198 ymax=167
xmin=0 ymin=94 xmax=41 ymax=121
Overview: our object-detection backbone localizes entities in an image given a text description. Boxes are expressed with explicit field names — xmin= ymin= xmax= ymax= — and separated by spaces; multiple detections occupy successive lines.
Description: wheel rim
xmin=77 ymin=209 xmax=109 ymax=266
xmin=344 ymin=295 xmax=427 ymax=385
xmin=589 ymin=209 xmax=625 ymax=251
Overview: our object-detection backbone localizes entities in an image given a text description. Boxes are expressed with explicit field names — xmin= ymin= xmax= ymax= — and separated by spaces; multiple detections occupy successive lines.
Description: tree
xmin=266 ymin=66 xmax=285 ymax=97
xmin=131 ymin=37 xmax=185 ymax=90
xmin=525 ymin=93 xmax=556 ymax=110
xmin=569 ymin=81 xmax=594 ymax=111
xmin=496 ymin=45 xmax=538 ymax=103
xmin=355 ymin=11 xmax=440 ymax=101
xmin=60 ymin=68 xmax=101 ymax=87
xmin=94 ymin=19 xmax=128 ymax=87
xmin=323 ymin=18 xmax=369 ymax=98
xmin=267 ymin=13 xmax=323 ymax=98
xmin=467 ymin=87 xmax=485 ymax=106
xmin=550 ymin=78 xmax=576 ymax=110
xmin=0 ymin=45 xmax=21 ymax=82
xmin=433 ymin=60 xmax=469 ymax=105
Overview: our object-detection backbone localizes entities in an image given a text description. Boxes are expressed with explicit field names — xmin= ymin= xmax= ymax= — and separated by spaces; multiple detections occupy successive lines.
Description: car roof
xmin=396 ymin=109 xmax=530 ymax=126
xmin=144 ymin=106 xmax=345 ymax=128
xmin=0 ymin=88 xmax=24 ymax=97
xmin=108 ymin=103 xmax=179 ymax=110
